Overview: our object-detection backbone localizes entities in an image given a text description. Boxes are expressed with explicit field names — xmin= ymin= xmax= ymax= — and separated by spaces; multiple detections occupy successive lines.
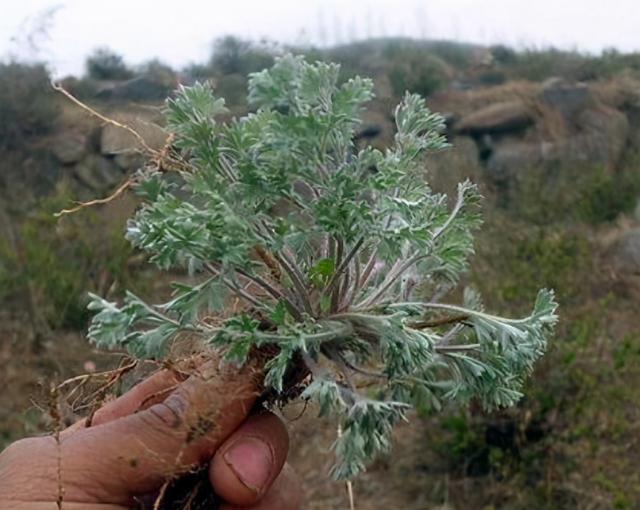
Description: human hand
xmin=0 ymin=361 xmax=302 ymax=509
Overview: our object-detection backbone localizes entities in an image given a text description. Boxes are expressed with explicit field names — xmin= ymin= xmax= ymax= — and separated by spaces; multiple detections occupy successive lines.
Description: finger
xmin=59 ymin=358 xmax=262 ymax=500
xmin=90 ymin=369 xmax=184 ymax=426
xmin=61 ymin=370 xmax=182 ymax=438
xmin=219 ymin=464 xmax=303 ymax=510
xmin=210 ymin=412 xmax=289 ymax=506
xmin=65 ymin=356 xmax=208 ymax=436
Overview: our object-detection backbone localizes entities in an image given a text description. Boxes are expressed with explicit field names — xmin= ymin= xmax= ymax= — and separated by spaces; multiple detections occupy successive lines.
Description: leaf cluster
xmin=87 ymin=55 xmax=557 ymax=479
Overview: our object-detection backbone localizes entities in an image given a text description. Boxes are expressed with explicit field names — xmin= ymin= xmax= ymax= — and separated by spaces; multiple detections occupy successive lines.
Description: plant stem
xmin=435 ymin=343 xmax=481 ymax=353
xmin=203 ymin=263 xmax=264 ymax=309
xmin=273 ymin=251 xmax=314 ymax=316
xmin=330 ymin=237 xmax=344 ymax=313
xmin=235 ymin=267 xmax=304 ymax=321
xmin=409 ymin=314 xmax=469 ymax=329
xmin=357 ymin=185 xmax=468 ymax=307
xmin=324 ymin=238 xmax=364 ymax=296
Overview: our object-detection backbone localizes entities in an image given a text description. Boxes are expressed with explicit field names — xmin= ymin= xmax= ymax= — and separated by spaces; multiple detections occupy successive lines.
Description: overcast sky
xmin=1 ymin=0 xmax=640 ymax=77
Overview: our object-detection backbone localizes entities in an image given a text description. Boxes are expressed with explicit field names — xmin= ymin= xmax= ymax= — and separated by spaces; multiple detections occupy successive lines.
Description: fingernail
xmin=223 ymin=436 xmax=274 ymax=493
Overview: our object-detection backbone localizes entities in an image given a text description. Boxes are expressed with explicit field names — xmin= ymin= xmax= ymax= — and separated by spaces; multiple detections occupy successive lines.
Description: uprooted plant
xmin=86 ymin=55 xmax=558 ymax=485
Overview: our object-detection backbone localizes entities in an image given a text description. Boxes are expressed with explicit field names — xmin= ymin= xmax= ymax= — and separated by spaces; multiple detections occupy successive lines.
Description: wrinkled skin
xmin=0 ymin=364 xmax=303 ymax=509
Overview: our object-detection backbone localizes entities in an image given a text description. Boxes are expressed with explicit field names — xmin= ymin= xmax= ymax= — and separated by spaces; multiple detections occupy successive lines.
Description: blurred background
xmin=2 ymin=1 xmax=640 ymax=508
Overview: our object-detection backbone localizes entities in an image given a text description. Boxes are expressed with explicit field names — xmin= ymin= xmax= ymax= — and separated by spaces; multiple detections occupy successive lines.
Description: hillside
xmin=1 ymin=38 xmax=640 ymax=509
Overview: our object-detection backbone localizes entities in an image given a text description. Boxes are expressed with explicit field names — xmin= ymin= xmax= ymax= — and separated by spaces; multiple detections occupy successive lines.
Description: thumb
xmin=60 ymin=358 xmax=261 ymax=499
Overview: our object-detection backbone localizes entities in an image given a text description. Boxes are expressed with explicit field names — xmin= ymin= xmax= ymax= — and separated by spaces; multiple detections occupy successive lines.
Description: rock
xmin=612 ymin=229 xmax=640 ymax=275
xmin=486 ymin=140 xmax=555 ymax=182
xmin=58 ymin=76 xmax=101 ymax=100
xmin=484 ymin=104 xmax=628 ymax=181
xmin=52 ymin=132 xmax=87 ymax=164
xmin=607 ymin=228 xmax=640 ymax=298
xmin=95 ymin=76 xmax=174 ymax=102
xmin=573 ymin=105 xmax=629 ymax=169
xmin=73 ymin=155 xmax=123 ymax=191
xmin=100 ymin=117 xmax=167 ymax=156
xmin=114 ymin=152 xmax=145 ymax=170
xmin=455 ymin=101 xmax=533 ymax=136
xmin=539 ymin=78 xmax=590 ymax=121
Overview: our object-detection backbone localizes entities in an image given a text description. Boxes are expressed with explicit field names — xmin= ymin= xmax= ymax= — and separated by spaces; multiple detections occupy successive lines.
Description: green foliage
xmin=439 ymin=412 xmax=489 ymax=473
xmin=423 ymin=40 xmax=475 ymax=70
xmin=138 ymin=59 xmax=176 ymax=84
xmin=85 ymin=48 xmax=134 ymax=80
xmin=209 ymin=36 xmax=276 ymax=77
xmin=388 ymin=52 xmax=450 ymax=98
xmin=490 ymin=45 xmax=518 ymax=66
xmin=0 ymin=62 xmax=59 ymax=151
xmin=575 ymin=166 xmax=640 ymax=223
xmin=612 ymin=333 xmax=640 ymax=369
xmin=0 ymin=186 xmax=143 ymax=329
xmin=375 ymin=41 xmax=454 ymax=98
xmin=86 ymin=56 xmax=557 ymax=479
xmin=507 ymin=161 xmax=640 ymax=226
xmin=506 ymin=48 xmax=586 ymax=82
xmin=490 ymin=46 xmax=640 ymax=83
xmin=474 ymin=223 xmax=589 ymax=308
xmin=0 ymin=240 xmax=15 ymax=302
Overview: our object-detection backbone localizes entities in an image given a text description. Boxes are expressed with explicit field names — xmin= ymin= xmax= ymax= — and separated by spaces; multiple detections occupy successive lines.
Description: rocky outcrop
xmin=539 ymin=78 xmax=590 ymax=122
xmin=72 ymin=154 xmax=123 ymax=192
xmin=485 ymin=104 xmax=629 ymax=181
xmin=95 ymin=75 xmax=175 ymax=102
xmin=51 ymin=132 xmax=88 ymax=165
xmin=447 ymin=79 xmax=631 ymax=188
xmin=486 ymin=140 xmax=553 ymax=182
xmin=100 ymin=117 xmax=167 ymax=155
xmin=573 ymin=105 xmax=629 ymax=168
xmin=609 ymin=228 xmax=640 ymax=276
xmin=606 ymin=227 xmax=640 ymax=298
xmin=455 ymin=101 xmax=533 ymax=136
xmin=31 ymin=113 xmax=167 ymax=198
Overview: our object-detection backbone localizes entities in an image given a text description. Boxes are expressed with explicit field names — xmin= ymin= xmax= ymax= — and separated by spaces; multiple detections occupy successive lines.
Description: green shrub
xmin=86 ymin=48 xmax=134 ymax=80
xmin=575 ymin=168 xmax=640 ymax=223
xmin=138 ymin=58 xmax=176 ymax=85
xmin=0 ymin=186 xmax=146 ymax=329
xmin=490 ymin=45 xmax=518 ymax=65
xmin=505 ymin=160 xmax=640 ymax=226
xmin=209 ymin=36 xmax=275 ymax=76
xmin=0 ymin=238 xmax=15 ymax=302
xmin=499 ymin=230 xmax=589 ymax=304
xmin=426 ymin=40 xmax=475 ymax=69
xmin=85 ymin=56 xmax=557 ymax=481
xmin=497 ymin=47 xmax=640 ymax=82
xmin=576 ymin=49 xmax=640 ymax=81
xmin=214 ymin=73 xmax=248 ymax=107
xmin=388 ymin=52 xmax=450 ymax=97
xmin=0 ymin=62 xmax=59 ymax=150
xmin=472 ymin=222 xmax=590 ymax=308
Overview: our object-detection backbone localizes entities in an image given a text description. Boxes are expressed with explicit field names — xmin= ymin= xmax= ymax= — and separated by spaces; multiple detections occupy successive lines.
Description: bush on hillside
xmin=388 ymin=51 xmax=450 ymax=97
xmin=86 ymin=48 xmax=134 ymax=80
xmin=209 ymin=36 xmax=275 ymax=76
xmin=137 ymin=58 xmax=176 ymax=85
xmin=0 ymin=62 xmax=59 ymax=151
